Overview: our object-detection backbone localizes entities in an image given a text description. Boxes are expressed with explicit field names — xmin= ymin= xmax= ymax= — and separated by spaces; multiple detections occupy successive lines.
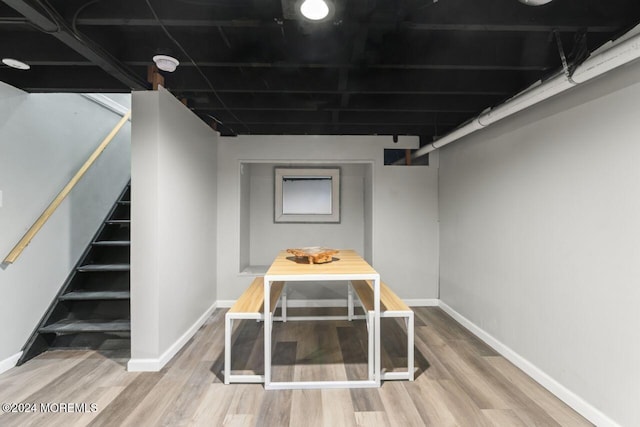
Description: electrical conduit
xmin=413 ymin=24 xmax=640 ymax=159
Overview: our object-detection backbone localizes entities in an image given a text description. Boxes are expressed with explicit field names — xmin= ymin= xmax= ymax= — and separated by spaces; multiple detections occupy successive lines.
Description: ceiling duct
xmin=413 ymin=24 xmax=640 ymax=159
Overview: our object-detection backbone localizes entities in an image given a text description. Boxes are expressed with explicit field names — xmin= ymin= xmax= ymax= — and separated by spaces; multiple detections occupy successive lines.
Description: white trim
xmin=438 ymin=301 xmax=621 ymax=427
xmin=127 ymin=301 xmax=217 ymax=372
xmin=0 ymin=351 xmax=22 ymax=375
xmin=125 ymin=357 xmax=161 ymax=372
xmin=217 ymin=300 xmax=235 ymax=308
xmin=81 ymin=93 xmax=130 ymax=118
xmin=404 ymin=298 xmax=439 ymax=307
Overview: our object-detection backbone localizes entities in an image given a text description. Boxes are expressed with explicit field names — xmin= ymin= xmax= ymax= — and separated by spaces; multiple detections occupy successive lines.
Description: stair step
xmin=77 ymin=264 xmax=130 ymax=272
xmin=39 ymin=319 xmax=131 ymax=334
xmin=17 ymin=181 xmax=132 ymax=366
xmin=92 ymin=240 xmax=130 ymax=246
xmin=60 ymin=291 xmax=130 ymax=301
xmin=105 ymin=219 xmax=130 ymax=225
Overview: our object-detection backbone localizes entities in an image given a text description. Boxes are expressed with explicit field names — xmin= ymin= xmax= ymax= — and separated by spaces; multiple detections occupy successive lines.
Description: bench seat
xmin=225 ymin=277 xmax=284 ymax=384
xmin=227 ymin=277 xmax=284 ymax=315
xmin=350 ymin=280 xmax=414 ymax=381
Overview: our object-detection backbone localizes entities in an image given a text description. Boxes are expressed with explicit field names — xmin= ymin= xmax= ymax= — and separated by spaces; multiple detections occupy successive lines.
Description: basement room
xmin=1 ymin=0 xmax=639 ymax=426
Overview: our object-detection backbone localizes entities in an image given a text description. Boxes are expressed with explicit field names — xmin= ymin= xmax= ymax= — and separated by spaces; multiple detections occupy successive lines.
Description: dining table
xmin=263 ymin=249 xmax=381 ymax=390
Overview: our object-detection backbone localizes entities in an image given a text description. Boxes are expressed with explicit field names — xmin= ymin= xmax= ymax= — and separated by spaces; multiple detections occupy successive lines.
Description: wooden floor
xmin=0 ymin=307 xmax=591 ymax=426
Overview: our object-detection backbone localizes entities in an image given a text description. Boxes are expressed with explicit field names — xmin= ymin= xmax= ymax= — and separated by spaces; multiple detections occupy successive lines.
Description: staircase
xmin=18 ymin=183 xmax=131 ymax=365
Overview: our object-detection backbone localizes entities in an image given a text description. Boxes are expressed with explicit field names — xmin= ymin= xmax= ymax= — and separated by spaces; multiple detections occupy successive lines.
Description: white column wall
xmin=130 ymin=88 xmax=218 ymax=370
xmin=216 ymin=135 xmax=439 ymax=304
xmin=438 ymin=61 xmax=640 ymax=426
xmin=0 ymin=82 xmax=130 ymax=369
xmin=375 ymin=158 xmax=439 ymax=299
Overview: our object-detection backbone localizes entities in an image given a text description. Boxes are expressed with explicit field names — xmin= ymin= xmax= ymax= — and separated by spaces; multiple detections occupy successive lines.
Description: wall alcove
xmin=238 ymin=161 xmax=373 ymax=301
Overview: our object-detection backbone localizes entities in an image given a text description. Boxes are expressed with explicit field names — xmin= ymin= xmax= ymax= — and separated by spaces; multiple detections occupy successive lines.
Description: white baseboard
xmin=127 ymin=301 xmax=217 ymax=372
xmin=0 ymin=351 xmax=22 ymax=375
xmin=437 ymin=301 xmax=620 ymax=427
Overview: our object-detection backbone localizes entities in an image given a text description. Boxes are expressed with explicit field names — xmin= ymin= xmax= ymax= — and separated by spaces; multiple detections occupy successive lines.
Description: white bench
xmin=350 ymin=280 xmax=414 ymax=381
xmin=224 ymin=277 xmax=285 ymax=384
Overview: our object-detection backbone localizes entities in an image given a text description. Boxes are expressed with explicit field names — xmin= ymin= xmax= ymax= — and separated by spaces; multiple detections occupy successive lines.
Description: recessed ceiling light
xmin=152 ymin=54 xmax=179 ymax=72
xmin=2 ymin=58 xmax=30 ymax=70
xmin=518 ymin=0 xmax=553 ymax=5
xmin=300 ymin=0 xmax=331 ymax=21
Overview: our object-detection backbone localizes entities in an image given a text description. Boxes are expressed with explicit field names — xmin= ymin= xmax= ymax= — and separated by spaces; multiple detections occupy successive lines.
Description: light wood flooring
xmin=0 ymin=307 xmax=592 ymax=426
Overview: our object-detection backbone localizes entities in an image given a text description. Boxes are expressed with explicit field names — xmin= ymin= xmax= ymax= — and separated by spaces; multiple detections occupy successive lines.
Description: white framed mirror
xmin=275 ymin=167 xmax=340 ymax=223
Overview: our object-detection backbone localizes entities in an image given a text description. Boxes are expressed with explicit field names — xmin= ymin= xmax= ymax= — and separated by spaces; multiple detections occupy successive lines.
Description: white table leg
xmin=408 ymin=312 xmax=414 ymax=381
xmin=348 ymin=284 xmax=354 ymax=321
xmin=368 ymin=310 xmax=374 ymax=381
xmin=224 ymin=316 xmax=232 ymax=384
xmin=282 ymin=283 xmax=287 ymax=322
xmin=264 ymin=277 xmax=272 ymax=387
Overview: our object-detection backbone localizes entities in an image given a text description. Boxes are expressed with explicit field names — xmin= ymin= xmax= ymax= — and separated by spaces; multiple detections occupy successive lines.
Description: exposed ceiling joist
xmin=2 ymin=0 xmax=148 ymax=89
xmin=71 ymin=18 xmax=620 ymax=34
xmin=1 ymin=0 xmax=639 ymax=138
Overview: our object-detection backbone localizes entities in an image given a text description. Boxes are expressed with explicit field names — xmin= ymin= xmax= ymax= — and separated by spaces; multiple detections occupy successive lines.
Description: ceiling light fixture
xmin=152 ymin=54 xmax=179 ymax=72
xmin=518 ymin=0 xmax=553 ymax=5
xmin=300 ymin=0 xmax=330 ymax=21
xmin=2 ymin=58 xmax=30 ymax=70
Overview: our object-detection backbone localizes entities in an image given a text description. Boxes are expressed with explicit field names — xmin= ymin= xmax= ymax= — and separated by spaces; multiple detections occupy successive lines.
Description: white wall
xmin=375 ymin=160 xmax=440 ymax=300
xmin=216 ymin=135 xmax=439 ymax=304
xmin=129 ymin=88 xmax=218 ymax=370
xmin=438 ymin=61 xmax=640 ymax=427
xmin=0 ymin=82 xmax=131 ymax=369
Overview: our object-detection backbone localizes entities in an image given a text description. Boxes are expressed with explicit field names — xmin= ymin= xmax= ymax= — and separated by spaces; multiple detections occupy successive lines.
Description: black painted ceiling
xmin=1 ymin=0 xmax=639 ymax=138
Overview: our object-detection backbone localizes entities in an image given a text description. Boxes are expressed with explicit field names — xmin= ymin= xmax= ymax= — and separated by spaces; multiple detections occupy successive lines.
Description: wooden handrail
xmin=3 ymin=110 xmax=132 ymax=265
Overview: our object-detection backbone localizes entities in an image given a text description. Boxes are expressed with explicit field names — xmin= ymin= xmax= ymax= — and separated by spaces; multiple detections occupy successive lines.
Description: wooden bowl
xmin=286 ymin=247 xmax=339 ymax=264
